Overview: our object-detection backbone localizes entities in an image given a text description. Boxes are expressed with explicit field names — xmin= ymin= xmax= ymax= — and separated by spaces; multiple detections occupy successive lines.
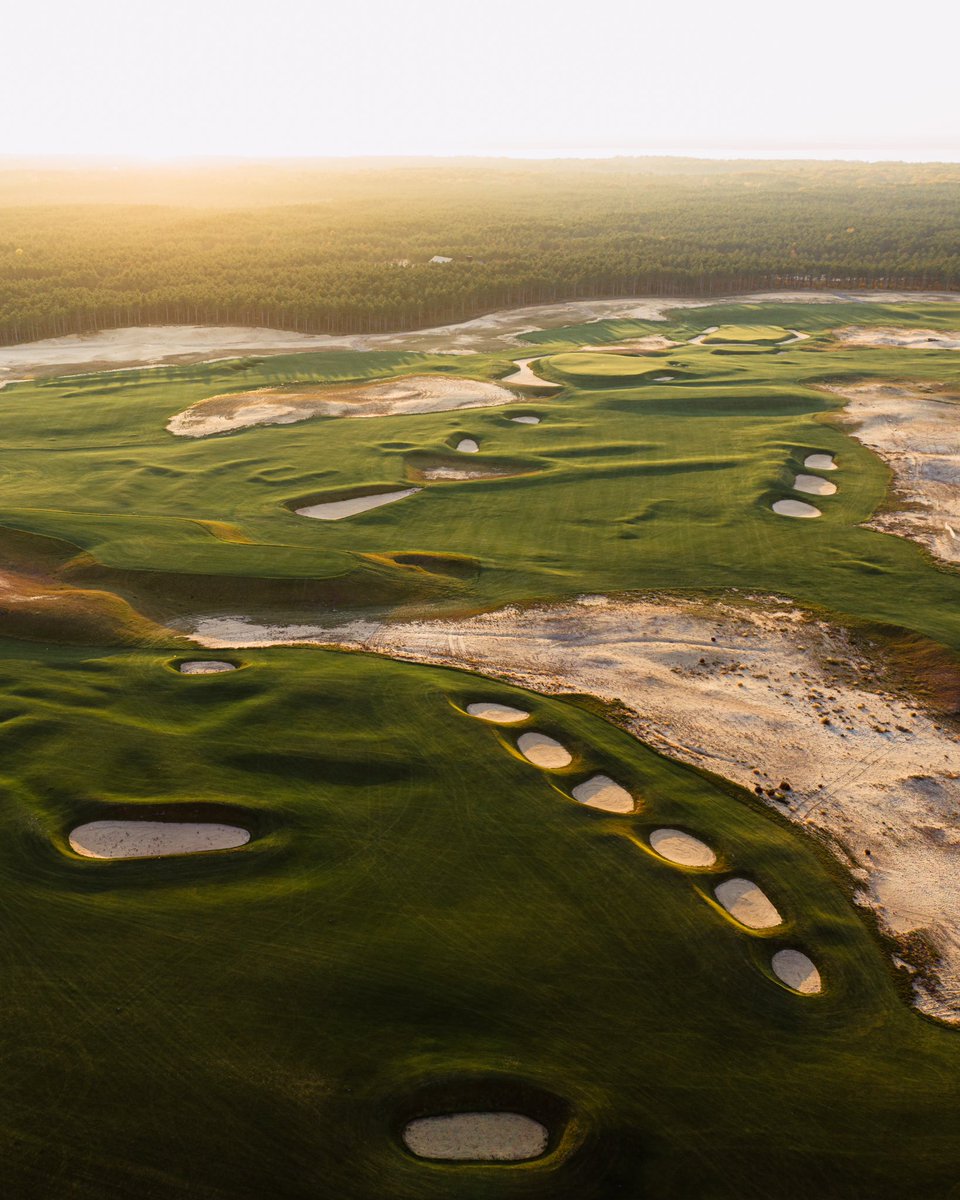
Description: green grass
xmin=2 ymin=639 xmax=959 ymax=1198
xmin=701 ymin=324 xmax=792 ymax=344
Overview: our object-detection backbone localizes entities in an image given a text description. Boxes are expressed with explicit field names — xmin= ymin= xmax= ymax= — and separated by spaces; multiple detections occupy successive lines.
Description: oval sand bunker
xmin=793 ymin=474 xmax=837 ymax=497
xmin=772 ymin=949 xmax=822 ymax=994
xmin=69 ymin=820 xmax=250 ymax=859
xmin=714 ymin=878 xmax=782 ymax=929
xmin=178 ymin=660 xmax=236 ymax=675
xmin=572 ymin=774 xmax=635 ymax=813
xmin=772 ymin=499 xmax=821 ymax=519
xmin=296 ymin=487 xmax=421 ymax=521
xmin=804 ymin=453 xmax=837 ymax=471
xmin=467 ymin=702 xmax=529 ymax=724
xmin=517 ymin=732 xmax=572 ymax=768
xmin=456 ymin=438 xmax=479 ymax=453
xmin=402 ymin=1112 xmax=549 ymax=1162
xmin=510 ymin=415 xmax=541 ymax=424
xmin=649 ymin=828 xmax=716 ymax=867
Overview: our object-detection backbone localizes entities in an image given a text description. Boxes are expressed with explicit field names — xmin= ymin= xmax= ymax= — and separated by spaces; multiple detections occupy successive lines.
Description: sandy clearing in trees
xmin=835 ymin=327 xmax=960 ymax=350
xmin=168 ymin=376 xmax=518 ymax=437
xmin=178 ymin=660 xmax=236 ymax=674
xmin=714 ymin=878 xmax=782 ymax=928
xmin=187 ymin=593 xmax=960 ymax=1022
xmin=402 ymin=1113 xmax=549 ymax=1161
xmin=296 ymin=488 xmax=420 ymax=520
xmin=4 ymin=292 xmax=959 ymax=380
xmin=650 ymin=828 xmax=716 ymax=867
xmin=804 ymin=454 xmax=837 ymax=471
xmin=500 ymin=358 xmax=562 ymax=389
xmin=517 ymin=732 xmax=572 ymax=768
xmin=772 ymin=949 xmax=822 ymax=994
xmin=826 ymin=382 xmax=960 ymax=565
xmin=466 ymin=702 xmax=530 ymax=723
xmin=456 ymin=438 xmax=479 ymax=453
xmin=69 ymin=820 xmax=250 ymax=859
xmin=793 ymin=474 xmax=838 ymax=497
xmin=571 ymin=774 xmax=635 ymax=813
xmin=773 ymin=499 xmax=821 ymax=518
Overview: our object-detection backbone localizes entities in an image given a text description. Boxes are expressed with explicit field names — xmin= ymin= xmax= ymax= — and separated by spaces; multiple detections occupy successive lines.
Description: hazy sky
xmin=4 ymin=0 xmax=957 ymax=160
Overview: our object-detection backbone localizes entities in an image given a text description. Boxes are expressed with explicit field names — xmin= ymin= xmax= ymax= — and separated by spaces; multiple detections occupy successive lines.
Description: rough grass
xmin=1 ymin=640 xmax=959 ymax=1198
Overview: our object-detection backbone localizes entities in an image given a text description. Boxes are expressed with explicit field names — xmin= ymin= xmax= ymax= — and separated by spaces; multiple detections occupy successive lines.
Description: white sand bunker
xmin=178 ymin=660 xmax=236 ymax=674
xmin=510 ymin=415 xmax=541 ymax=424
xmin=835 ymin=326 xmax=960 ymax=350
xmin=402 ymin=1112 xmax=549 ymax=1162
xmin=571 ymin=774 xmax=635 ymax=813
xmin=580 ymin=335 xmax=678 ymax=353
xmin=714 ymin=878 xmax=782 ymax=929
xmin=456 ymin=438 xmax=479 ymax=453
xmin=296 ymin=487 xmax=420 ymax=521
xmin=649 ymin=828 xmax=716 ymax=867
xmin=168 ymin=375 xmax=519 ymax=437
xmin=772 ymin=949 xmax=822 ymax=994
xmin=417 ymin=465 xmax=517 ymax=482
xmin=804 ymin=453 xmax=837 ymax=471
xmin=793 ymin=474 xmax=837 ymax=497
xmin=772 ymin=499 xmax=821 ymax=518
xmin=70 ymin=820 xmax=250 ymax=859
xmin=517 ymin=732 xmax=572 ymax=768
xmin=501 ymin=358 xmax=562 ymax=390
xmin=467 ymin=702 xmax=529 ymax=724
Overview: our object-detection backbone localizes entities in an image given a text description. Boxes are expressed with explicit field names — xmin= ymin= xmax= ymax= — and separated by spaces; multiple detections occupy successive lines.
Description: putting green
xmin=701 ymin=324 xmax=793 ymax=344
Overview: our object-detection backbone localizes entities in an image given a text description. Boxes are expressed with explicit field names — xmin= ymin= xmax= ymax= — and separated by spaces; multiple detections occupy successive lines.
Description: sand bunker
xmin=416 ymin=465 xmax=519 ymax=482
xmin=714 ymin=878 xmax=782 ymax=929
xmin=466 ymin=702 xmax=530 ymax=723
xmin=835 ymin=326 xmax=960 ymax=350
xmin=295 ymin=488 xmax=420 ymax=521
xmin=510 ymin=415 xmax=541 ymax=424
xmin=69 ymin=820 xmax=250 ymax=859
xmin=793 ymin=474 xmax=838 ymax=497
xmin=649 ymin=828 xmax=717 ymax=867
xmin=804 ymin=454 xmax=837 ymax=471
xmin=771 ymin=949 xmax=822 ymax=994
xmin=500 ymin=358 xmax=562 ymax=390
xmin=456 ymin=438 xmax=479 ymax=453
xmin=772 ymin=499 xmax=821 ymax=518
xmin=579 ymin=335 xmax=679 ymax=353
xmin=178 ymin=660 xmax=236 ymax=674
xmin=517 ymin=732 xmax=572 ymax=768
xmin=402 ymin=1112 xmax=549 ymax=1162
xmin=197 ymin=593 xmax=960 ymax=1021
xmin=571 ymin=775 xmax=635 ymax=813
xmin=168 ymin=376 xmax=518 ymax=437
xmin=826 ymin=382 xmax=960 ymax=564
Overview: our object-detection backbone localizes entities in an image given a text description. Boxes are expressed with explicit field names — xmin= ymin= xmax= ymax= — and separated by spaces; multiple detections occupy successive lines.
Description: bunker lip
xmin=772 ymin=948 xmax=822 ymax=994
xmin=517 ymin=731 xmax=573 ymax=768
xmin=772 ymin=499 xmax=821 ymax=518
xmin=714 ymin=878 xmax=782 ymax=929
xmin=793 ymin=474 xmax=838 ymax=497
xmin=293 ymin=487 xmax=421 ymax=521
xmin=571 ymin=774 xmax=635 ymax=813
xmin=649 ymin=827 xmax=717 ymax=867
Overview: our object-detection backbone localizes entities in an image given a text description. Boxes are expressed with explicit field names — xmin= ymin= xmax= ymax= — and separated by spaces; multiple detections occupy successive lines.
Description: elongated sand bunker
xmin=510 ymin=415 xmax=541 ymax=424
xmin=456 ymin=438 xmax=479 ymax=453
xmin=467 ymin=702 xmax=530 ymax=724
xmin=804 ymin=453 xmax=837 ymax=471
xmin=793 ymin=474 xmax=837 ymax=497
xmin=500 ymin=358 xmax=562 ymax=390
xmin=835 ymin=326 xmax=960 ymax=350
xmin=178 ymin=660 xmax=236 ymax=674
xmin=69 ymin=820 xmax=250 ymax=859
xmin=714 ymin=878 xmax=782 ymax=929
xmin=772 ymin=499 xmax=821 ymax=518
xmin=168 ymin=376 xmax=518 ymax=437
xmin=416 ymin=465 xmax=519 ymax=482
xmin=402 ymin=1112 xmax=549 ymax=1162
xmin=772 ymin=949 xmax=822 ymax=994
xmin=649 ymin=828 xmax=716 ymax=867
xmin=571 ymin=774 xmax=635 ymax=813
xmin=295 ymin=488 xmax=421 ymax=521
xmin=517 ymin=732 xmax=572 ymax=768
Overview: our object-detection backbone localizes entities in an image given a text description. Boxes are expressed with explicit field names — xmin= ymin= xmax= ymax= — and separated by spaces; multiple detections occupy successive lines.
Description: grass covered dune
xmin=2 ymin=640 xmax=960 ymax=1198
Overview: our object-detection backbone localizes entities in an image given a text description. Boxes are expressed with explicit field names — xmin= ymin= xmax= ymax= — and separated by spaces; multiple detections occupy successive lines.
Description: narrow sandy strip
xmin=402 ymin=1113 xmax=548 ymax=1161
xmin=295 ymin=488 xmax=420 ymax=520
xmin=3 ymin=291 xmax=957 ymax=379
xmin=827 ymin=382 xmax=960 ymax=564
xmin=500 ymin=358 xmax=562 ymax=389
xmin=186 ymin=594 xmax=960 ymax=1022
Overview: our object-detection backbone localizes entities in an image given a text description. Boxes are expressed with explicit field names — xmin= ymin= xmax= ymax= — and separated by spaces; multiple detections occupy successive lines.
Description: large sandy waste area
xmin=828 ymin=382 xmax=960 ymax=564
xmin=835 ymin=327 xmax=960 ymax=350
xmin=187 ymin=594 xmax=960 ymax=1023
